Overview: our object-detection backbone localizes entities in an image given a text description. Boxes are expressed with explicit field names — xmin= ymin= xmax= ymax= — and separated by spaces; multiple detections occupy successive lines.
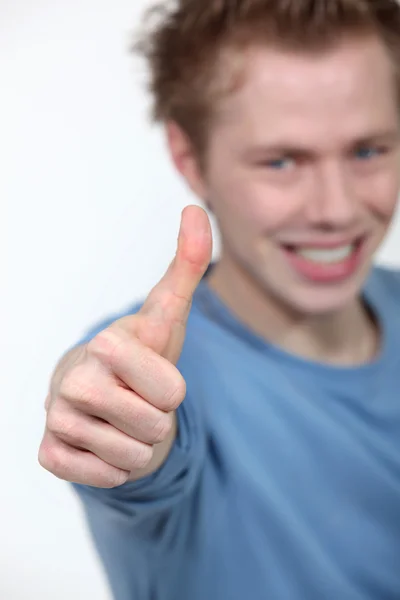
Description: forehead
xmin=214 ymin=35 xmax=399 ymax=143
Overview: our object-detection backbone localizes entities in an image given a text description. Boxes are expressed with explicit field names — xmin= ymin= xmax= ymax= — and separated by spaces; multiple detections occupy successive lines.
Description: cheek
xmin=363 ymin=172 xmax=400 ymax=220
xmin=211 ymin=173 xmax=299 ymax=234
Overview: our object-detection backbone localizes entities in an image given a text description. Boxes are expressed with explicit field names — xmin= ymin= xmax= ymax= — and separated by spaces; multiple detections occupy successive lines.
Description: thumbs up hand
xmin=38 ymin=206 xmax=213 ymax=488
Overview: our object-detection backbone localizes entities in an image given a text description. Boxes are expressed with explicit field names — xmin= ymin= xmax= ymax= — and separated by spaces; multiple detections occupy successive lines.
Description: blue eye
xmin=266 ymin=158 xmax=294 ymax=170
xmin=355 ymin=147 xmax=382 ymax=160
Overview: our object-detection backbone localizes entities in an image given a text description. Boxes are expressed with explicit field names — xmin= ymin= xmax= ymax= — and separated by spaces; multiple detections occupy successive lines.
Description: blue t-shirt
xmin=71 ymin=265 xmax=400 ymax=600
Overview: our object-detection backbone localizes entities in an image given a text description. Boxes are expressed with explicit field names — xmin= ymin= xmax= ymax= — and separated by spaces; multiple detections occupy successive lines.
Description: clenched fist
xmin=39 ymin=206 xmax=212 ymax=488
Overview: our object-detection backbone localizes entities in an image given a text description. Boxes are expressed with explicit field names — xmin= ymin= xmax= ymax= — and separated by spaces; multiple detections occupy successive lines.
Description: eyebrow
xmin=355 ymin=129 xmax=400 ymax=145
xmin=245 ymin=128 xmax=400 ymax=159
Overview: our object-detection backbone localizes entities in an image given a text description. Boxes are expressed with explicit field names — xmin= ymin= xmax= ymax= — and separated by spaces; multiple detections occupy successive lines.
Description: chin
xmin=279 ymin=274 xmax=371 ymax=317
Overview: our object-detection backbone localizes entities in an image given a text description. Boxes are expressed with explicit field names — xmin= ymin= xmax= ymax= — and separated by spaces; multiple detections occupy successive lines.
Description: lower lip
xmin=282 ymin=239 xmax=366 ymax=284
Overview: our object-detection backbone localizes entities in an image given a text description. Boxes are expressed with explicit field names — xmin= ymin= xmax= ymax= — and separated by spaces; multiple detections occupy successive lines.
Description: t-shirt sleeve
xmin=69 ymin=303 xmax=206 ymax=525
xmin=71 ymin=390 xmax=205 ymax=523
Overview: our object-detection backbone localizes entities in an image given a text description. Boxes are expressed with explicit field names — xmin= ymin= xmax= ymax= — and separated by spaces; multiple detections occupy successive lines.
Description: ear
xmin=165 ymin=121 xmax=208 ymax=200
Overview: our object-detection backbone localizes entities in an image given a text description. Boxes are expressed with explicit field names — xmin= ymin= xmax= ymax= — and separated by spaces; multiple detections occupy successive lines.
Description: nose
xmin=305 ymin=161 xmax=359 ymax=229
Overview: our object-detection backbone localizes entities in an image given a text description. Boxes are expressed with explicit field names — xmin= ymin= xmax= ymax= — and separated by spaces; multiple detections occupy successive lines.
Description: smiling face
xmin=169 ymin=34 xmax=400 ymax=317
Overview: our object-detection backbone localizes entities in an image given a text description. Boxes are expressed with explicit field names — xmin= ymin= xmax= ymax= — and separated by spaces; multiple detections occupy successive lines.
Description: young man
xmin=39 ymin=1 xmax=400 ymax=598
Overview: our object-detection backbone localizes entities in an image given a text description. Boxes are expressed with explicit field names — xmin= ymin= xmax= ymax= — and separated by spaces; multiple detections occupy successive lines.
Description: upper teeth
xmin=296 ymin=245 xmax=354 ymax=264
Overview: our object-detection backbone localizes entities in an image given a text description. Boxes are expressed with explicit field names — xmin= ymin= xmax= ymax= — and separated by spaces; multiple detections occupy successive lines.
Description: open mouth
xmin=283 ymin=237 xmax=365 ymax=265
xmin=281 ymin=236 xmax=367 ymax=283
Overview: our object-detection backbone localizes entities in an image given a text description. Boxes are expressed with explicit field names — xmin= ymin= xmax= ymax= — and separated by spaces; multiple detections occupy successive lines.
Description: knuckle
xmin=60 ymin=368 xmax=104 ymax=412
xmin=164 ymin=375 xmax=186 ymax=411
xmin=38 ymin=442 xmax=50 ymax=471
xmin=166 ymin=291 xmax=192 ymax=324
xmin=87 ymin=328 xmax=125 ymax=367
xmin=133 ymin=444 xmax=153 ymax=469
xmin=150 ymin=413 xmax=174 ymax=444
xmin=47 ymin=411 xmax=86 ymax=447
xmin=102 ymin=469 xmax=130 ymax=489
xmin=38 ymin=439 xmax=64 ymax=476
xmin=59 ymin=369 xmax=84 ymax=400
xmin=46 ymin=409 xmax=70 ymax=436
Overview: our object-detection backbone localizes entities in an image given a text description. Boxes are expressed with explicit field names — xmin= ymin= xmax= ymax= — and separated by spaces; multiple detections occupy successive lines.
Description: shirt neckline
xmin=193 ymin=265 xmax=393 ymax=380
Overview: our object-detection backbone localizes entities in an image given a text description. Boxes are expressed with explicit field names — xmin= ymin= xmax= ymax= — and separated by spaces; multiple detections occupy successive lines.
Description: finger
xmin=38 ymin=431 xmax=129 ymax=488
xmin=62 ymin=378 xmax=175 ymax=444
xmin=88 ymin=328 xmax=186 ymax=411
xmin=136 ymin=205 xmax=212 ymax=357
xmin=48 ymin=411 xmax=154 ymax=471
xmin=99 ymin=390 xmax=175 ymax=445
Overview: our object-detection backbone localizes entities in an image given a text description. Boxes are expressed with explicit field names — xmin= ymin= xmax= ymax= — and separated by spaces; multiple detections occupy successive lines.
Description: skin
xmin=39 ymin=207 xmax=212 ymax=486
xmin=39 ymin=33 xmax=400 ymax=488
xmin=167 ymin=33 xmax=400 ymax=366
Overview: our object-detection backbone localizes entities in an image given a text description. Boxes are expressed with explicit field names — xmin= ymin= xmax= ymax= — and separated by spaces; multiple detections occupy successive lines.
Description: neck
xmin=207 ymin=256 xmax=379 ymax=366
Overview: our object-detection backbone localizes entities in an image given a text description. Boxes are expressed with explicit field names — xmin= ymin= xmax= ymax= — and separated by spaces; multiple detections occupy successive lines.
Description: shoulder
xmin=366 ymin=264 xmax=400 ymax=301
xmin=365 ymin=265 xmax=400 ymax=331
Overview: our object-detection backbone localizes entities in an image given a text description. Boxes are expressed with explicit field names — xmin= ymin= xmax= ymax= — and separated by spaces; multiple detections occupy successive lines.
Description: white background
xmin=2 ymin=1 xmax=399 ymax=599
